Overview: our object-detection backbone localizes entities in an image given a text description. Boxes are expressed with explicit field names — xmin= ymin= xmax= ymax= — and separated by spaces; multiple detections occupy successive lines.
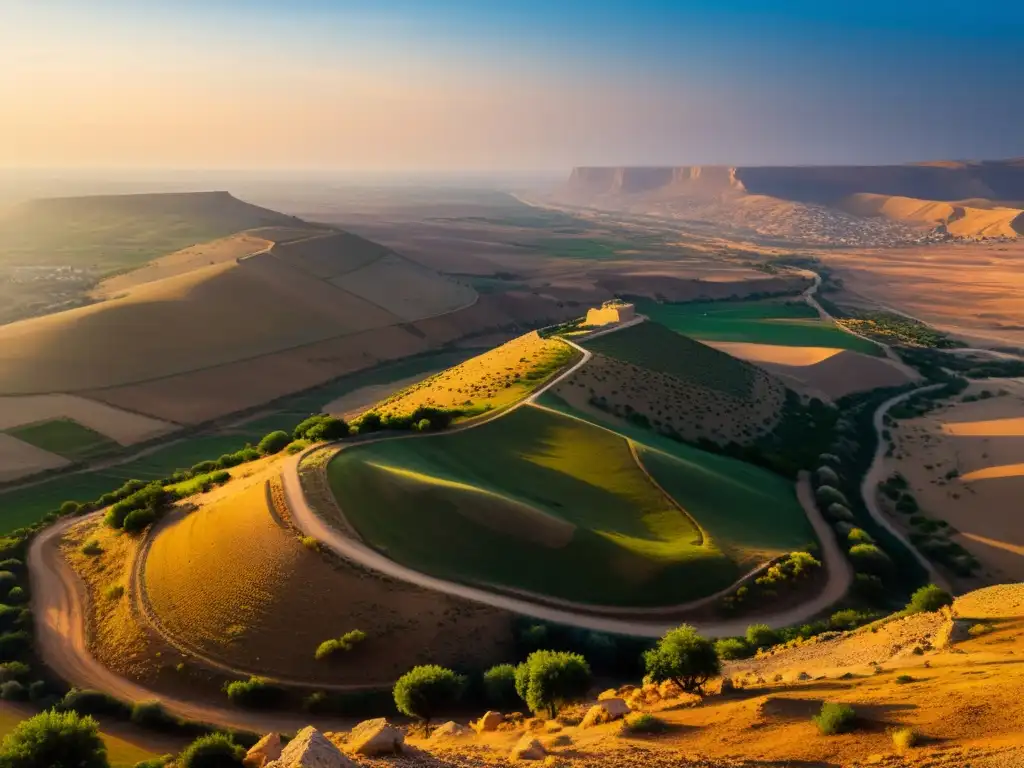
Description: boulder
xmin=657 ymin=680 xmax=683 ymax=700
xmin=597 ymin=688 xmax=619 ymax=701
xmin=265 ymin=727 xmax=358 ymax=768
xmin=473 ymin=711 xmax=504 ymax=733
xmin=580 ymin=698 xmax=630 ymax=728
xmin=510 ymin=734 xmax=547 ymax=762
xmin=429 ymin=721 xmax=470 ymax=741
xmin=346 ymin=718 xmax=403 ymax=756
xmin=245 ymin=733 xmax=282 ymax=767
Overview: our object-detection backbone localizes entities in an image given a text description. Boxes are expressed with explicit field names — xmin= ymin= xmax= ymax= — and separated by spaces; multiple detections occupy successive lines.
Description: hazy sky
xmin=4 ymin=0 xmax=1023 ymax=171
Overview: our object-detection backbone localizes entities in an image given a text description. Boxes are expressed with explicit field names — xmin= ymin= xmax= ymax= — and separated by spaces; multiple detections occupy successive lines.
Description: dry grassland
xmin=142 ymin=469 xmax=512 ymax=684
xmin=550 ymin=352 xmax=785 ymax=445
xmin=0 ymin=434 xmax=68 ymax=482
xmin=886 ymin=381 xmax=1024 ymax=581
xmin=368 ymin=332 xmax=576 ymax=419
xmin=0 ymin=394 xmax=176 ymax=442
xmin=330 ymin=253 xmax=477 ymax=321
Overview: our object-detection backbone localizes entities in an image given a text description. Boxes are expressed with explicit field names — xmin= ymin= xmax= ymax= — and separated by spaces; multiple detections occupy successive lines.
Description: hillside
xmin=553 ymin=161 xmax=1024 ymax=241
xmin=0 ymin=230 xmax=477 ymax=394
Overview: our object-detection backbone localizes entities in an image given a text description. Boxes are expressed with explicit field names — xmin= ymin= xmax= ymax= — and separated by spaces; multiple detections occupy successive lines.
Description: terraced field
xmin=633 ymin=298 xmax=883 ymax=355
xmin=327 ymin=405 xmax=814 ymax=606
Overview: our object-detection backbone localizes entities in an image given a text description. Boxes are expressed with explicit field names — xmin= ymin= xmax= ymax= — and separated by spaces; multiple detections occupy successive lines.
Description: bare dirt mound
xmin=140 ymin=470 xmax=512 ymax=684
xmin=763 ymin=349 xmax=914 ymax=400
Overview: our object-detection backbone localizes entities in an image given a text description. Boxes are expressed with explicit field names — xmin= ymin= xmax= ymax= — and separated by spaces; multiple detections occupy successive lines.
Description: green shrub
xmin=314 ymin=639 xmax=342 ymax=661
xmin=825 ymin=503 xmax=854 ymax=522
xmin=482 ymin=664 xmax=519 ymax=708
xmin=643 ymin=625 xmax=719 ymax=696
xmin=514 ymin=651 xmax=591 ymax=718
xmin=745 ymin=624 xmax=778 ymax=649
xmin=828 ymin=610 xmax=864 ymax=631
xmin=122 ymin=508 xmax=157 ymax=534
xmin=620 ymin=712 xmax=667 ymax=735
xmin=895 ymin=494 xmax=919 ymax=514
xmin=0 ymin=560 xmax=22 ymax=573
xmin=895 ymin=674 xmax=914 ymax=684
xmin=714 ymin=637 xmax=751 ymax=660
xmin=339 ymin=629 xmax=366 ymax=651
xmin=257 ymin=431 xmax=291 ymax=455
xmin=222 ymin=677 xmax=283 ymax=709
xmin=293 ymin=415 xmax=327 ymax=440
xmin=393 ymin=665 xmax=467 ymax=724
xmin=0 ymin=710 xmax=108 ymax=768
xmin=178 ymin=733 xmax=245 ymax=768
xmin=813 ymin=702 xmax=857 ymax=735
xmin=848 ymin=543 xmax=893 ymax=575
xmin=0 ymin=681 xmax=25 ymax=701
xmin=306 ymin=417 xmax=349 ymax=442
xmin=104 ymin=585 xmax=124 ymax=601
xmin=26 ymin=681 xmax=47 ymax=704
xmin=284 ymin=439 xmax=310 ymax=455
xmin=130 ymin=701 xmax=176 ymax=730
xmin=815 ymin=466 xmax=840 ymax=487
xmin=81 ymin=539 xmax=103 ymax=556
xmin=59 ymin=501 xmax=82 ymax=517
xmin=0 ymin=631 xmax=31 ymax=661
xmin=133 ymin=757 xmax=173 ymax=768
xmin=0 ymin=662 xmax=29 ymax=683
xmin=59 ymin=688 xmax=132 ymax=718
xmin=815 ymin=485 xmax=850 ymax=508
xmin=847 ymin=528 xmax=874 ymax=544
xmin=905 ymin=584 xmax=953 ymax=614
xmin=5 ymin=588 xmax=24 ymax=605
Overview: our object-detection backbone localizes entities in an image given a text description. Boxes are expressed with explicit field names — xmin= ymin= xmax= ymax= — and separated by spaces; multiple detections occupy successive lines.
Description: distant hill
xmin=554 ymin=161 xmax=1024 ymax=240
xmin=0 ymin=190 xmax=309 ymax=270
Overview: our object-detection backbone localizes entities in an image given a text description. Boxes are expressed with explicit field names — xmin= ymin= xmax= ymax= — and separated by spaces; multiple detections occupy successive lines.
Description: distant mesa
xmin=585 ymin=299 xmax=635 ymax=327
xmin=556 ymin=160 xmax=1024 ymax=240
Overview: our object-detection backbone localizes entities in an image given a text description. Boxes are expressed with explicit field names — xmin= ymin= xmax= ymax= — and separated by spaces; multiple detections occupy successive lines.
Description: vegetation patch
xmin=3 ymin=419 xmax=120 ymax=461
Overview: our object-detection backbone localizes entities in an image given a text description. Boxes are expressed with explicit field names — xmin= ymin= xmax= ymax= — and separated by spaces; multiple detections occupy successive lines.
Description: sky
xmin=3 ymin=0 xmax=1023 ymax=171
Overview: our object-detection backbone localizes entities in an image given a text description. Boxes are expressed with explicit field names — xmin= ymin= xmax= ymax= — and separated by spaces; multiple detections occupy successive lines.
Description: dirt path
xmin=27 ymin=515 xmax=360 ymax=734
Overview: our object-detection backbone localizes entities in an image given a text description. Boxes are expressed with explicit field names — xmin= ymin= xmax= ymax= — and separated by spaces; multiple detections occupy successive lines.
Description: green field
xmin=5 ymin=419 xmax=120 ymax=461
xmin=582 ymin=320 xmax=761 ymax=398
xmin=327 ymin=404 xmax=813 ymax=606
xmin=633 ymin=298 xmax=883 ymax=355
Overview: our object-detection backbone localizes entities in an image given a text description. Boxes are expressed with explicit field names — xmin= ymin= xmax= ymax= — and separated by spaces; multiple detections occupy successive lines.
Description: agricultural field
xmin=327 ymin=404 xmax=813 ymax=606
xmin=633 ymin=297 xmax=883 ymax=355
xmin=363 ymin=331 xmax=577 ymax=422
xmin=141 ymin=472 xmax=512 ymax=683
xmin=530 ymin=237 xmax=635 ymax=260
xmin=4 ymin=418 xmax=120 ymax=461
xmin=0 ymin=394 xmax=175 ymax=445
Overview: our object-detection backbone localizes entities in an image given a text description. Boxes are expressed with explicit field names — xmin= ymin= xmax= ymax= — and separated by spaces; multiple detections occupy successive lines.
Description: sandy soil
xmin=839 ymin=192 xmax=1024 ymax=239
xmin=321 ymin=372 xmax=447 ymax=420
xmin=826 ymin=240 xmax=1024 ymax=347
xmin=706 ymin=342 xmax=843 ymax=366
xmin=886 ymin=380 xmax=1024 ymax=581
xmin=0 ymin=433 xmax=69 ymax=482
xmin=763 ymin=350 xmax=915 ymax=400
xmin=0 ymin=393 xmax=177 ymax=442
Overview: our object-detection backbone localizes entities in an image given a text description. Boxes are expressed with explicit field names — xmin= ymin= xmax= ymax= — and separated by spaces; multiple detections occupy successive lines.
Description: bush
xmin=0 ymin=710 xmax=108 ymax=768
xmin=825 ymin=503 xmax=854 ymax=522
xmin=815 ymin=466 xmax=840 ymax=487
xmin=813 ymin=702 xmax=857 ymax=735
xmin=133 ymin=758 xmax=173 ymax=768
xmin=847 ymin=528 xmax=874 ymax=544
xmin=26 ymin=681 xmax=47 ymax=704
xmin=643 ymin=625 xmax=719 ymax=696
xmin=104 ymin=585 xmax=124 ymax=601
xmin=905 ymin=584 xmax=953 ymax=614
xmin=393 ymin=665 xmax=467 ymax=724
xmin=306 ymin=417 xmax=348 ymax=442
xmin=0 ymin=662 xmax=29 ymax=683
xmin=314 ymin=639 xmax=342 ymax=661
xmin=514 ymin=651 xmax=591 ymax=719
xmin=482 ymin=664 xmax=519 ymax=708
xmin=257 ymin=431 xmax=291 ymax=456
xmin=848 ymin=543 xmax=893 ymax=575
xmin=828 ymin=610 xmax=865 ymax=632
xmin=891 ymin=726 xmax=919 ymax=749
xmin=293 ymin=415 xmax=327 ymax=440
xmin=621 ymin=712 xmax=667 ymax=735
xmin=178 ymin=733 xmax=245 ymax=768
xmin=0 ymin=561 xmax=22 ymax=574
xmin=313 ymin=630 xmax=364 ymax=661
xmin=222 ymin=677 xmax=283 ymax=709
xmin=81 ymin=539 xmax=103 ymax=556
xmin=895 ymin=674 xmax=914 ymax=684
xmin=122 ymin=508 xmax=157 ymax=534
xmin=131 ymin=701 xmax=176 ymax=730
xmin=59 ymin=688 xmax=132 ymax=718
xmin=284 ymin=439 xmax=310 ymax=455
xmin=5 ymin=588 xmax=24 ymax=605
xmin=0 ymin=681 xmax=25 ymax=701
xmin=339 ymin=629 xmax=366 ymax=650
xmin=815 ymin=485 xmax=850 ymax=508
xmin=745 ymin=624 xmax=778 ymax=650
xmin=351 ymin=412 xmax=382 ymax=434
xmin=713 ymin=638 xmax=751 ymax=660
xmin=0 ymin=632 xmax=31 ymax=661
xmin=60 ymin=501 xmax=81 ymax=517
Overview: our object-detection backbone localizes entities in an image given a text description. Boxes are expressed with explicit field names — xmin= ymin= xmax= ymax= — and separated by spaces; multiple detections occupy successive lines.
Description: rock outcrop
xmin=346 ymin=718 xmax=404 ymax=756
xmin=265 ymin=727 xmax=358 ymax=768
xmin=472 ymin=711 xmax=504 ymax=733
xmin=245 ymin=733 xmax=283 ymax=767
xmin=580 ymin=698 xmax=630 ymax=728
xmin=510 ymin=734 xmax=547 ymax=761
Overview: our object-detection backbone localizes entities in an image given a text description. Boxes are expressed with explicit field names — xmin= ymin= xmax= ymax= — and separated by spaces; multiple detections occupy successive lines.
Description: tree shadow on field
xmin=704 ymin=679 xmax=856 ymax=708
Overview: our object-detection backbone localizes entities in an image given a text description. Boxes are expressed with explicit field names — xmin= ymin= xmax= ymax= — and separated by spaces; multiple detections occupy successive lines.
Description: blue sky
xmin=3 ymin=0 xmax=1022 ymax=169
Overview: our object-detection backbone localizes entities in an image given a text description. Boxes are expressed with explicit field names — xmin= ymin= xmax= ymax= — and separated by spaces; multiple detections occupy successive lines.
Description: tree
xmin=482 ymin=664 xmax=519 ymax=709
xmin=513 ymin=650 xmax=591 ymax=718
xmin=177 ymin=734 xmax=244 ymax=768
xmin=306 ymin=417 xmax=348 ymax=441
xmin=815 ymin=466 xmax=840 ymax=487
xmin=643 ymin=625 xmax=720 ymax=695
xmin=0 ymin=710 xmax=108 ymax=768
xmin=257 ymin=431 xmax=291 ymax=456
xmin=744 ymin=624 xmax=778 ymax=650
xmin=906 ymin=584 xmax=953 ymax=614
xmin=815 ymin=485 xmax=849 ymax=508
xmin=393 ymin=665 xmax=466 ymax=726
xmin=848 ymin=543 xmax=893 ymax=576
